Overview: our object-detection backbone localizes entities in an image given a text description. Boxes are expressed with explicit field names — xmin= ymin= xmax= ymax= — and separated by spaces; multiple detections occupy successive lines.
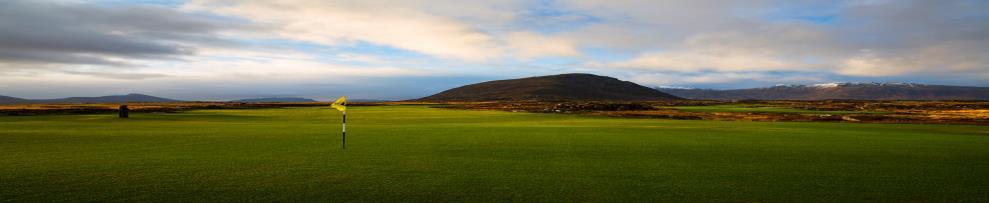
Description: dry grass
xmin=437 ymin=100 xmax=989 ymax=125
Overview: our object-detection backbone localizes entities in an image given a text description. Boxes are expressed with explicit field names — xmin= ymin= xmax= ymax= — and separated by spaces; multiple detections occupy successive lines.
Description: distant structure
xmin=119 ymin=104 xmax=129 ymax=118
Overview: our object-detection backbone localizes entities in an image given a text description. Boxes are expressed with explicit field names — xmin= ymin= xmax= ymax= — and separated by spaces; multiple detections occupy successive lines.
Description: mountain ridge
xmin=0 ymin=93 xmax=182 ymax=104
xmin=0 ymin=95 xmax=31 ymax=104
xmin=658 ymin=83 xmax=989 ymax=100
xmin=230 ymin=97 xmax=318 ymax=103
xmin=37 ymin=93 xmax=182 ymax=103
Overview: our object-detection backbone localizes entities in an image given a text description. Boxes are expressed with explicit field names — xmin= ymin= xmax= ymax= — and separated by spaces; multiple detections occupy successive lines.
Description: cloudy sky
xmin=1 ymin=0 xmax=987 ymax=100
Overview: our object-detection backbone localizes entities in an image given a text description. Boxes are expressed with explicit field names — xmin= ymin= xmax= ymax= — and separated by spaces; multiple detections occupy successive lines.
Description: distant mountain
xmin=230 ymin=97 xmax=317 ymax=103
xmin=0 ymin=93 xmax=181 ymax=104
xmin=417 ymin=73 xmax=682 ymax=101
xmin=348 ymin=99 xmax=391 ymax=102
xmin=0 ymin=95 xmax=31 ymax=104
xmin=658 ymin=83 xmax=989 ymax=100
xmin=39 ymin=93 xmax=181 ymax=103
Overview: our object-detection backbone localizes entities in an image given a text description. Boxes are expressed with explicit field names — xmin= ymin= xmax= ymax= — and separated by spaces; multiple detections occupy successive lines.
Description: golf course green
xmin=1 ymin=105 xmax=987 ymax=202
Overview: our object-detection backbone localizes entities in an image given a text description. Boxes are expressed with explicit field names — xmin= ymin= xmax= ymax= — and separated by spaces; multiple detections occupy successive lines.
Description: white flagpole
xmin=342 ymin=110 xmax=346 ymax=149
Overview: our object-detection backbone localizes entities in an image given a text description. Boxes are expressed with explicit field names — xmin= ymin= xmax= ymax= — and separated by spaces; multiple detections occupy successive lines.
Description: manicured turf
xmin=1 ymin=106 xmax=987 ymax=202
xmin=672 ymin=104 xmax=884 ymax=114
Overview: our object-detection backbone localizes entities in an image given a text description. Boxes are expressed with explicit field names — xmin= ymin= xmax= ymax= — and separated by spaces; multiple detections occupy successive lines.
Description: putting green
xmin=1 ymin=106 xmax=987 ymax=201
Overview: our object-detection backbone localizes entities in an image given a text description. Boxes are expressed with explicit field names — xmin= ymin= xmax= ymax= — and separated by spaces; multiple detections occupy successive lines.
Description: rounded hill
xmin=417 ymin=73 xmax=681 ymax=101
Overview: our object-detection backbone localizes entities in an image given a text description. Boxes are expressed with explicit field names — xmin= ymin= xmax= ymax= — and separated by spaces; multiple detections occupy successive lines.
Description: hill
xmin=417 ymin=73 xmax=681 ymax=101
xmin=231 ymin=97 xmax=318 ymax=103
xmin=34 ymin=93 xmax=182 ymax=104
xmin=0 ymin=95 xmax=31 ymax=104
xmin=658 ymin=83 xmax=989 ymax=100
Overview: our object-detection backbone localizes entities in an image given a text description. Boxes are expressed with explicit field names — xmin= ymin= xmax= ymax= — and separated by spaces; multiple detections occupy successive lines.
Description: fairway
xmin=1 ymin=106 xmax=988 ymax=202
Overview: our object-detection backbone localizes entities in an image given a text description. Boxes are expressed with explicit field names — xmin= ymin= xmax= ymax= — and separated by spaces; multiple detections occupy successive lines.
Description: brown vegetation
xmin=4 ymin=100 xmax=986 ymax=125
xmin=0 ymin=102 xmax=350 ymax=116
xmin=437 ymin=100 xmax=989 ymax=125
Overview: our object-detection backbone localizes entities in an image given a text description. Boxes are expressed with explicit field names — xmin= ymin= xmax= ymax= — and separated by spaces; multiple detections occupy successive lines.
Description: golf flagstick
xmin=331 ymin=96 xmax=348 ymax=149
xmin=342 ymin=110 xmax=346 ymax=149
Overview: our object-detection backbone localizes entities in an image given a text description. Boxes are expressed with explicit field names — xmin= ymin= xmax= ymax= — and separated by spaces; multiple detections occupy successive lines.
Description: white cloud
xmin=596 ymin=29 xmax=825 ymax=72
xmin=504 ymin=32 xmax=580 ymax=59
xmin=607 ymin=51 xmax=793 ymax=72
xmin=838 ymin=41 xmax=989 ymax=77
xmin=184 ymin=0 xmax=504 ymax=61
xmin=627 ymin=72 xmax=826 ymax=87
xmin=167 ymin=46 xmax=438 ymax=80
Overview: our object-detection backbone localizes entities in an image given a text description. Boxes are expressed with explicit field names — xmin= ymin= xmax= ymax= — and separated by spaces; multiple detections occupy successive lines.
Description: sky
xmin=1 ymin=0 xmax=987 ymax=101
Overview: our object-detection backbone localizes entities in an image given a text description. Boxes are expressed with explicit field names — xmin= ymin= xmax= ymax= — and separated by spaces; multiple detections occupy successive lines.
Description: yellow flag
xmin=331 ymin=96 xmax=347 ymax=112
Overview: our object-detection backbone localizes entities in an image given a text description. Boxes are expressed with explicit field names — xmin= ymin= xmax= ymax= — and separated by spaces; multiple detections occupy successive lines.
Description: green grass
xmin=1 ymin=106 xmax=987 ymax=202
xmin=672 ymin=104 xmax=884 ymax=114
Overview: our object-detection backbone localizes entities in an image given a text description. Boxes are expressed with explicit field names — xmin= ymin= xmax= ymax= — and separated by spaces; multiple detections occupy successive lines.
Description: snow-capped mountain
xmin=657 ymin=83 xmax=989 ymax=100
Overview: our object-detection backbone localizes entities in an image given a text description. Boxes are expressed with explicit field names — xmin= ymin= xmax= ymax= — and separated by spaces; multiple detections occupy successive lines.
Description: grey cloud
xmin=557 ymin=0 xmax=776 ymax=50
xmin=0 ymin=49 xmax=128 ymax=66
xmin=828 ymin=1 xmax=987 ymax=49
xmin=61 ymin=70 xmax=171 ymax=80
xmin=560 ymin=0 xmax=988 ymax=78
xmin=0 ymin=0 xmax=239 ymax=67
